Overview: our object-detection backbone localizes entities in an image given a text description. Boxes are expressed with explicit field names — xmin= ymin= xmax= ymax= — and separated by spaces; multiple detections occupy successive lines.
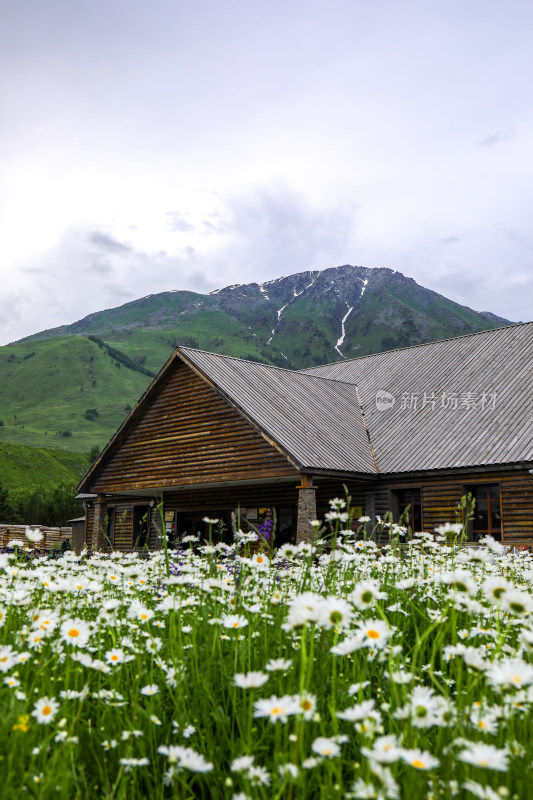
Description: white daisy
xmin=59 ymin=619 xmax=91 ymax=647
xmin=400 ymin=748 xmax=440 ymax=770
xmin=32 ymin=696 xmax=60 ymax=724
xmin=265 ymin=657 xmax=292 ymax=672
xmin=234 ymin=671 xmax=269 ymax=689
xmin=457 ymin=742 xmax=508 ymax=771
xmin=253 ymin=694 xmax=300 ymax=723
xmin=221 ymin=614 xmax=248 ymax=629
xmin=158 ymin=745 xmax=213 ymax=772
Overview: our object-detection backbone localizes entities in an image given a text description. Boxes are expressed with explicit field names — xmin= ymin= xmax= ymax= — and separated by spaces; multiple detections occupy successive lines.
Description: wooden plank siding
xmin=91 ymin=360 xmax=298 ymax=494
xmin=85 ymin=503 xmax=95 ymax=551
xmin=372 ymin=468 xmax=533 ymax=540
xmin=111 ymin=503 xmax=134 ymax=551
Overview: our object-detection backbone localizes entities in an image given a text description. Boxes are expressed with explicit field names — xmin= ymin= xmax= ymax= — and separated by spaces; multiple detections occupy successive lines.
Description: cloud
xmin=87 ymin=231 xmax=133 ymax=253
xmin=20 ymin=266 xmax=46 ymax=274
xmin=217 ymin=184 xmax=360 ymax=281
xmin=438 ymin=235 xmax=463 ymax=245
xmin=86 ymin=256 xmax=114 ymax=275
xmin=165 ymin=212 xmax=195 ymax=233
xmin=478 ymin=129 xmax=516 ymax=147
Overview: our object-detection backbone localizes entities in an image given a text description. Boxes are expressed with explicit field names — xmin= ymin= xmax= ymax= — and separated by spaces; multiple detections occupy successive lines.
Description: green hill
xmin=0 ymin=442 xmax=89 ymax=491
xmin=0 ymin=336 xmax=152 ymax=452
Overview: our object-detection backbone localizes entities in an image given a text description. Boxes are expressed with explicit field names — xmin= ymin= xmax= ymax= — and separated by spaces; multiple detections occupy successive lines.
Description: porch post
xmin=92 ymin=495 xmax=108 ymax=551
xmin=296 ymin=475 xmax=317 ymax=543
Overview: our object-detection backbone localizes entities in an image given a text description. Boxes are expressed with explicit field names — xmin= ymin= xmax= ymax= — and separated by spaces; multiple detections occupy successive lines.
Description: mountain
xmin=3 ymin=264 xmax=515 ymax=454
xmin=21 ymin=265 xmax=514 ymax=369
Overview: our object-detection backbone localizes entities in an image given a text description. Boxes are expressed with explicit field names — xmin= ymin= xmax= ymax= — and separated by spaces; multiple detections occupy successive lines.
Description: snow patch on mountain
xmin=266 ymin=271 xmax=322 ymax=344
xmin=334 ymin=303 xmax=354 ymax=358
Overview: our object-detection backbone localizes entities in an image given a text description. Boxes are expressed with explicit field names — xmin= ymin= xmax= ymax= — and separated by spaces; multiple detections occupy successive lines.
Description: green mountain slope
xmin=4 ymin=264 xmax=516 ymax=455
xmin=0 ymin=442 xmax=89 ymax=490
xmin=0 ymin=336 xmax=151 ymax=452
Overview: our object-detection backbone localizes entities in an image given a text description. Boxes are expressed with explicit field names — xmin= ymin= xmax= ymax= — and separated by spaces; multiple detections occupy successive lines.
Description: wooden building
xmin=77 ymin=322 xmax=533 ymax=550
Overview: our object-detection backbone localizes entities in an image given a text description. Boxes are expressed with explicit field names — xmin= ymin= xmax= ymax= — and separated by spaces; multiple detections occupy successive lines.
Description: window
xmin=133 ymin=505 xmax=150 ymax=549
xmin=394 ymin=488 xmax=422 ymax=532
xmin=467 ymin=484 xmax=502 ymax=541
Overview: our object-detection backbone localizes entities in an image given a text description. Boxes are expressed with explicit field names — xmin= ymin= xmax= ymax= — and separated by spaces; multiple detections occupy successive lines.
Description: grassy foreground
xmin=0 ymin=508 xmax=532 ymax=799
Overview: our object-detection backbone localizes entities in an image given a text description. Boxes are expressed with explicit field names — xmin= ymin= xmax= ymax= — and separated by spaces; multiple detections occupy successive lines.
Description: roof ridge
xmin=177 ymin=345 xmax=357 ymax=384
xmin=298 ymin=320 xmax=532 ymax=371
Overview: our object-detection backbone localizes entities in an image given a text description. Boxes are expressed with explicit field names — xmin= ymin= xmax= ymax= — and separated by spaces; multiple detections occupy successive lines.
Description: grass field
xmin=0 ymin=336 xmax=151 ymax=452
xmin=0 ymin=506 xmax=531 ymax=799
xmin=0 ymin=443 xmax=89 ymax=490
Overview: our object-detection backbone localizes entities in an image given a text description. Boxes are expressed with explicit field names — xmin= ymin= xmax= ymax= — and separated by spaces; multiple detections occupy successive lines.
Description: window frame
xmin=389 ymin=486 xmax=423 ymax=533
xmin=464 ymin=483 xmax=503 ymax=541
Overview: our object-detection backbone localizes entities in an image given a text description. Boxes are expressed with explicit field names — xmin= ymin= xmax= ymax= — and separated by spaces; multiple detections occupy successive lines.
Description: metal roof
xmin=179 ymin=348 xmax=376 ymax=474
xmin=300 ymin=322 xmax=533 ymax=473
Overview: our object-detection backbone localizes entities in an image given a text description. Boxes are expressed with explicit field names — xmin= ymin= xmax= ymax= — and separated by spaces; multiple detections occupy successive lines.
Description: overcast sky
xmin=1 ymin=0 xmax=532 ymax=344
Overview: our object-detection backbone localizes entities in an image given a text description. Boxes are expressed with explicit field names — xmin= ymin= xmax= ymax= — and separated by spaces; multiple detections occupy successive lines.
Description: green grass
xmin=0 ymin=512 xmax=531 ymax=799
xmin=0 ymin=443 xmax=89 ymax=491
xmin=0 ymin=337 xmax=152 ymax=453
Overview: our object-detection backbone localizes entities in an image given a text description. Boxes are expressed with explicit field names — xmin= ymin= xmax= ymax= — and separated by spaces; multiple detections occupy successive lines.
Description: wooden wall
xmin=83 ymin=467 xmax=533 ymax=550
xmin=91 ymin=360 xmax=297 ymax=494
xmin=372 ymin=468 xmax=533 ymax=541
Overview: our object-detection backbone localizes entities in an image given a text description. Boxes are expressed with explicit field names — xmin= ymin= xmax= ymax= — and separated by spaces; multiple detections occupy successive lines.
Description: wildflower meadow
xmin=0 ymin=501 xmax=532 ymax=800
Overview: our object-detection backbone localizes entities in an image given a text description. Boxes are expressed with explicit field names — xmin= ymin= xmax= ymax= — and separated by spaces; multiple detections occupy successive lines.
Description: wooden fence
xmin=0 ymin=524 xmax=72 ymax=551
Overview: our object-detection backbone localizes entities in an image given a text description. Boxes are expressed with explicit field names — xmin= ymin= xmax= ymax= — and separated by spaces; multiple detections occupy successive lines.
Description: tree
xmin=0 ymin=480 xmax=10 ymax=523
xmin=88 ymin=445 xmax=101 ymax=463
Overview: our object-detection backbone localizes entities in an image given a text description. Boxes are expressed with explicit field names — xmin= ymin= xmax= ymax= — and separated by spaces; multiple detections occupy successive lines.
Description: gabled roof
xmin=301 ymin=322 xmax=533 ymax=473
xmin=78 ymin=321 xmax=533 ymax=493
xmin=77 ymin=345 xmax=376 ymax=492
xmin=179 ymin=348 xmax=376 ymax=474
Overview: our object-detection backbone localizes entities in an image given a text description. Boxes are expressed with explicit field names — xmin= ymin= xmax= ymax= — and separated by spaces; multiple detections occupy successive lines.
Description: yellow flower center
xmin=367 ymin=629 xmax=380 ymax=639
xmin=412 ymin=759 xmax=425 ymax=769
xmin=68 ymin=628 xmax=80 ymax=638
xmin=301 ymin=700 xmax=312 ymax=711
xmin=42 ymin=705 xmax=52 ymax=716
xmin=232 ymin=622 xmax=239 ymax=628
xmin=111 ymin=655 xmax=119 ymax=661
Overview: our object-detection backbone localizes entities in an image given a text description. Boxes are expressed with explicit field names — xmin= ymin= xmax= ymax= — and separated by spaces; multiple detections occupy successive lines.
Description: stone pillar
xmin=92 ymin=495 xmax=108 ymax=552
xmin=296 ymin=475 xmax=317 ymax=543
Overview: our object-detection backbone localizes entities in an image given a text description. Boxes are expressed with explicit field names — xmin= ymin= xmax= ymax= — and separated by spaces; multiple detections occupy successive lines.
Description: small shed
xmin=68 ymin=517 xmax=87 ymax=555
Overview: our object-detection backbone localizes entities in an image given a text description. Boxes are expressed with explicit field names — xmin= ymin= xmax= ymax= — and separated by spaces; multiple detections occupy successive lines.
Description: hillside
xmin=0 ymin=442 xmax=89 ymax=490
xmin=3 ymin=264 xmax=515 ymax=454
xmin=0 ymin=336 xmax=151 ymax=452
